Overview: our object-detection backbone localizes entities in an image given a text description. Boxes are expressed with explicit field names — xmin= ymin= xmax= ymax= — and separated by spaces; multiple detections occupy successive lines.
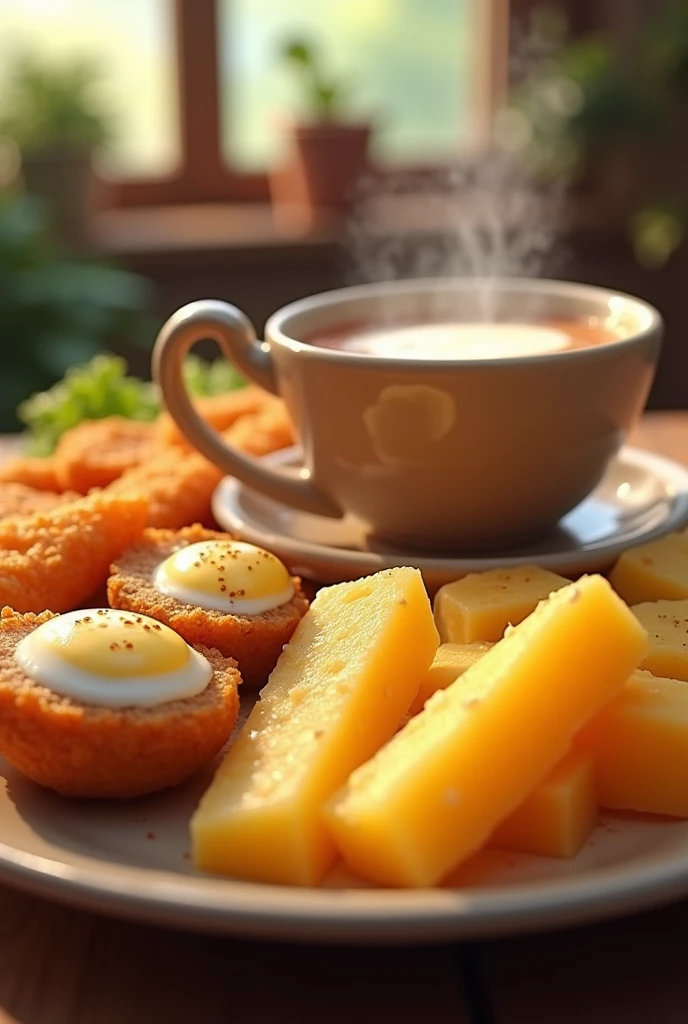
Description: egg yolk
xmin=15 ymin=609 xmax=212 ymax=708
xmin=57 ymin=610 xmax=189 ymax=677
xmin=153 ymin=540 xmax=294 ymax=615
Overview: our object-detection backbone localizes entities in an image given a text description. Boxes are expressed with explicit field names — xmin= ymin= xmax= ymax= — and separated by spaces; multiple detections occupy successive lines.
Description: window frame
xmin=112 ymin=0 xmax=510 ymax=208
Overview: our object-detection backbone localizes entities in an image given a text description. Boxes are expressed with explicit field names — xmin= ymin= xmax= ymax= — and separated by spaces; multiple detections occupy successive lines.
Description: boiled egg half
xmin=15 ymin=609 xmax=212 ymax=707
xmin=153 ymin=540 xmax=294 ymax=615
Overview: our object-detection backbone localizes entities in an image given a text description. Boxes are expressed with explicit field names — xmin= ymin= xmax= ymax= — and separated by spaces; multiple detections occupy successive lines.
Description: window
xmin=0 ymin=0 xmax=179 ymax=178
xmin=220 ymin=0 xmax=478 ymax=171
xmin=1 ymin=0 xmax=509 ymax=208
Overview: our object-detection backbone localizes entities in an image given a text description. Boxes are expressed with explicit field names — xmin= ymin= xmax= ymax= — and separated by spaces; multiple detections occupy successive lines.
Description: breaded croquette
xmin=0 ymin=491 xmax=147 ymax=613
xmin=54 ymin=416 xmax=160 ymax=493
xmin=2 ymin=389 xmax=294 ymax=526
xmin=0 ymin=455 xmax=62 ymax=492
xmin=0 ymin=607 xmax=240 ymax=798
xmin=108 ymin=449 xmax=223 ymax=529
xmin=155 ymin=386 xmax=270 ymax=450
xmin=222 ymin=398 xmax=296 ymax=456
xmin=0 ymin=482 xmax=80 ymax=519
xmin=112 ymin=397 xmax=294 ymax=530
xmin=108 ymin=525 xmax=309 ymax=686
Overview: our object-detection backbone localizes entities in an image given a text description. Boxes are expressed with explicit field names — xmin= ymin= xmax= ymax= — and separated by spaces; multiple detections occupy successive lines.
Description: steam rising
xmin=348 ymin=155 xmax=568 ymax=323
xmin=347 ymin=12 xmax=570 ymax=323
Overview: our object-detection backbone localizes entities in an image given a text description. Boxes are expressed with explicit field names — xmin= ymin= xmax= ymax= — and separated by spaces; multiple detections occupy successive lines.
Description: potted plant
xmin=504 ymin=2 xmax=688 ymax=267
xmin=0 ymin=193 xmax=153 ymax=436
xmin=270 ymin=39 xmax=372 ymax=232
xmin=0 ymin=55 xmax=113 ymax=248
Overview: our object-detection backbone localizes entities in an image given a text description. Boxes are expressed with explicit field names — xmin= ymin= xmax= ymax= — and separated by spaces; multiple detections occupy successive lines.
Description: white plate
xmin=3 ymin=442 xmax=688 ymax=943
xmin=3 ymin=736 xmax=688 ymax=943
xmin=213 ymin=446 xmax=688 ymax=589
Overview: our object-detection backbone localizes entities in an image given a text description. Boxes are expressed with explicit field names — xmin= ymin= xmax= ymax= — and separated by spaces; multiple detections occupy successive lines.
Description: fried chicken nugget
xmin=54 ymin=417 xmax=160 ymax=493
xmin=0 ymin=482 xmax=80 ymax=519
xmin=0 ymin=608 xmax=240 ymax=798
xmin=0 ymin=491 xmax=148 ymax=613
xmin=108 ymin=449 xmax=223 ymax=529
xmin=155 ymin=386 xmax=270 ymax=450
xmin=0 ymin=455 xmax=62 ymax=492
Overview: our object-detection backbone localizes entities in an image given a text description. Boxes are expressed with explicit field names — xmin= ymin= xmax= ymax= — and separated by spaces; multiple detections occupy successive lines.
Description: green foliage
xmin=0 ymin=193 xmax=152 ymax=432
xmin=18 ymin=352 xmax=247 ymax=455
xmin=509 ymin=17 xmax=666 ymax=179
xmin=18 ymin=354 xmax=159 ymax=455
xmin=182 ymin=354 xmax=246 ymax=397
xmin=0 ymin=54 xmax=113 ymax=154
xmin=506 ymin=2 xmax=688 ymax=267
xmin=642 ymin=0 xmax=688 ymax=94
xmin=280 ymin=38 xmax=347 ymax=120
xmin=561 ymin=40 xmax=665 ymax=151
xmin=630 ymin=203 xmax=686 ymax=269
xmin=1 ymin=192 xmax=247 ymax=448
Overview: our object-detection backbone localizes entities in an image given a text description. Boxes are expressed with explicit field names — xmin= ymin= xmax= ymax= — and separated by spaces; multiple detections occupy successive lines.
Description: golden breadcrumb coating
xmin=156 ymin=386 xmax=270 ymax=450
xmin=108 ymin=450 xmax=223 ymax=529
xmin=54 ymin=417 xmax=160 ymax=493
xmin=110 ymin=399 xmax=293 ymax=530
xmin=222 ymin=398 xmax=296 ymax=456
xmin=0 ymin=482 xmax=80 ymax=519
xmin=0 ymin=456 xmax=62 ymax=492
xmin=0 ymin=491 xmax=148 ymax=613
xmin=108 ymin=525 xmax=309 ymax=686
xmin=0 ymin=607 xmax=240 ymax=798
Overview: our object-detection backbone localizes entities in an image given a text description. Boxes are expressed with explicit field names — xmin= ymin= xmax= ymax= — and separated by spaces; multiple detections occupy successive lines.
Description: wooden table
xmin=2 ymin=411 xmax=688 ymax=1024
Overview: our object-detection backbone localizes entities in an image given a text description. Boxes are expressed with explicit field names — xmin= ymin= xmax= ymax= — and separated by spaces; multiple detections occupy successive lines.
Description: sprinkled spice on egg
xmin=107 ymin=525 xmax=310 ymax=687
xmin=0 ymin=606 xmax=240 ymax=798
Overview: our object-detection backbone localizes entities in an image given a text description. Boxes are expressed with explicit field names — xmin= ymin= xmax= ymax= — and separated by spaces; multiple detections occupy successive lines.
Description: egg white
xmin=153 ymin=573 xmax=295 ymax=615
xmin=153 ymin=544 xmax=294 ymax=616
xmin=15 ymin=612 xmax=213 ymax=708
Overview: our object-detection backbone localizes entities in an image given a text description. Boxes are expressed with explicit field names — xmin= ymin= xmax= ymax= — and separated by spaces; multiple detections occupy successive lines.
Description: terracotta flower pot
xmin=21 ymin=147 xmax=100 ymax=250
xmin=270 ymin=122 xmax=371 ymax=233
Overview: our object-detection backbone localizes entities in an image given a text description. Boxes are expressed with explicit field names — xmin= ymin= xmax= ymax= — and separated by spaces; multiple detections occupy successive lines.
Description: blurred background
xmin=0 ymin=0 xmax=687 ymax=432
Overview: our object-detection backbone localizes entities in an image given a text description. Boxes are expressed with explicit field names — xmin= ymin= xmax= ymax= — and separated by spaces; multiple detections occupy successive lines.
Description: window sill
xmin=93 ymin=203 xmax=343 ymax=261
xmin=93 ymin=193 xmax=626 ymax=268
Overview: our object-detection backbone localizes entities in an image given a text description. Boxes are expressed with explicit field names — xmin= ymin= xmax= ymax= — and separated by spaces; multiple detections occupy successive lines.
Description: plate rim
xmin=4 ymin=444 xmax=688 ymax=942
xmin=3 ymin=811 xmax=688 ymax=942
xmin=212 ymin=445 xmax=688 ymax=577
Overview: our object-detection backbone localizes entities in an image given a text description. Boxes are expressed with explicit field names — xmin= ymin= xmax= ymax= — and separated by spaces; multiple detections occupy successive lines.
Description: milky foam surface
xmin=341 ymin=323 xmax=570 ymax=360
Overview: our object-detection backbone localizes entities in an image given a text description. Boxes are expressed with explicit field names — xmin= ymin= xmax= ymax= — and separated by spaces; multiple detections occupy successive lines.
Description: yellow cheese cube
xmin=414 ymin=650 xmax=597 ymax=858
xmin=409 ymin=642 xmax=493 ymax=714
xmin=632 ymin=599 xmax=688 ymax=680
xmin=191 ymin=567 xmax=439 ymax=886
xmin=434 ymin=565 xmax=569 ymax=644
xmin=490 ymin=750 xmax=597 ymax=858
xmin=609 ymin=532 xmax=688 ymax=605
xmin=579 ymin=669 xmax=688 ymax=817
xmin=324 ymin=575 xmax=647 ymax=888
xmin=415 ymin=649 xmax=597 ymax=858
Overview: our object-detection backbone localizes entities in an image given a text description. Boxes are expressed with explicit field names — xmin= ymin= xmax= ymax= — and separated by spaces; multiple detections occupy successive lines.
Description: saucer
xmin=212 ymin=446 xmax=688 ymax=590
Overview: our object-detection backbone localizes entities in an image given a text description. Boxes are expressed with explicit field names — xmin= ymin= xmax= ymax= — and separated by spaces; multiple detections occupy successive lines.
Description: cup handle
xmin=152 ymin=299 xmax=343 ymax=519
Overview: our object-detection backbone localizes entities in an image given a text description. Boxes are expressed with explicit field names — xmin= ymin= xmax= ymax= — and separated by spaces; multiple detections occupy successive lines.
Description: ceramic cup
xmin=152 ymin=278 xmax=662 ymax=551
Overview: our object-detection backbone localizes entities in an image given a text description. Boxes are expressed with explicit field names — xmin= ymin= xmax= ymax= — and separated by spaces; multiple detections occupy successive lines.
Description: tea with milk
xmin=306 ymin=319 xmax=622 ymax=360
